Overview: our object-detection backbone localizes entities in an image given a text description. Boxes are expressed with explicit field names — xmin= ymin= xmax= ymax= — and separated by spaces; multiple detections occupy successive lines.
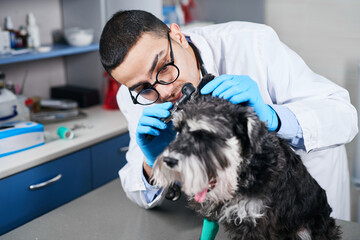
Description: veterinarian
xmin=99 ymin=10 xmax=358 ymax=220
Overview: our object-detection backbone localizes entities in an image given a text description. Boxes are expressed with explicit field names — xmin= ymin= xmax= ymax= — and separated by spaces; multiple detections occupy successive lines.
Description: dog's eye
xmin=163 ymin=157 xmax=179 ymax=168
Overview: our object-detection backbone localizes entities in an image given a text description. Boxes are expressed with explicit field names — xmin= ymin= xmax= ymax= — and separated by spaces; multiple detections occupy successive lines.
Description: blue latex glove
xmin=136 ymin=102 xmax=176 ymax=167
xmin=200 ymin=74 xmax=279 ymax=131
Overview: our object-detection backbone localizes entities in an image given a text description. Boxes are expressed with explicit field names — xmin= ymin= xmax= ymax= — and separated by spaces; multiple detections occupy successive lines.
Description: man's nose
xmin=155 ymin=83 xmax=174 ymax=99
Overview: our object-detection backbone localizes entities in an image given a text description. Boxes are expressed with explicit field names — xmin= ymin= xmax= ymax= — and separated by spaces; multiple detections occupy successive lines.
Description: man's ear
xmin=169 ymin=23 xmax=189 ymax=48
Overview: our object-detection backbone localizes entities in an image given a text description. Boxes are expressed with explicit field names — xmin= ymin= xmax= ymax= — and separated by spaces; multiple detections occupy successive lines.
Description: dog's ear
xmin=246 ymin=111 xmax=267 ymax=153
xmin=197 ymin=74 xmax=216 ymax=91
xmin=193 ymin=74 xmax=216 ymax=98
xmin=233 ymin=107 xmax=266 ymax=154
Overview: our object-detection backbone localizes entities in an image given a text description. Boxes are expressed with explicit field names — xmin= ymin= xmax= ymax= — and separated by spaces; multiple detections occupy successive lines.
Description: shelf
xmin=0 ymin=43 xmax=99 ymax=65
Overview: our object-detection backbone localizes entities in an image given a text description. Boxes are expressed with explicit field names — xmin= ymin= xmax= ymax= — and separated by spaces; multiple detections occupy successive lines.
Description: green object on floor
xmin=200 ymin=218 xmax=219 ymax=240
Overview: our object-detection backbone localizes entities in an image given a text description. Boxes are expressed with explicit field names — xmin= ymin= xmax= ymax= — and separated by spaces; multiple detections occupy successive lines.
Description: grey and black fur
xmin=151 ymin=74 xmax=341 ymax=240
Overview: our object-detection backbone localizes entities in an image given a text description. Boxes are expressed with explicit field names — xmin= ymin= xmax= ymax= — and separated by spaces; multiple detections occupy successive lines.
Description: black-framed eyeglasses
xmin=128 ymin=32 xmax=180 ymax=105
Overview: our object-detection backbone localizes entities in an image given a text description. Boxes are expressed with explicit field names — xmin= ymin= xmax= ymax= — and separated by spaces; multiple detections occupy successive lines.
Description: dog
xmin=151 ymin=74 xmax=341 ymax=240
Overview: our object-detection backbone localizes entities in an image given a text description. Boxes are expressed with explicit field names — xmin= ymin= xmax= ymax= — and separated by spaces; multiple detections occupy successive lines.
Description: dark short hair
xmin=99 ymin=10 xmax=170 ymax=75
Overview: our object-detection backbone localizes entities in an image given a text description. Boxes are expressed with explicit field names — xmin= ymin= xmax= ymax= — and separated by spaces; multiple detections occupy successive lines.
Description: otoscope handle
xmin=145 ymin=83 xmax=195 ymax=141
xmin=160 ymin=104 xmax=178 ymax=124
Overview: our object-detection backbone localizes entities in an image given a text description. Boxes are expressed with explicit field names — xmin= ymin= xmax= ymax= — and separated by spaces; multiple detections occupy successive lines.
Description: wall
xmin=60 ymin=0 xmax=163 ymax=97
xmin=264 ymin=0 xmax=360 ymax=221
xmin=0 ymin=0 xmax=66 ymax=99
xmin=190 ymin=0 xmax=264 ymax=24
xmin=0 ymin=0 xmax=164 ymax=99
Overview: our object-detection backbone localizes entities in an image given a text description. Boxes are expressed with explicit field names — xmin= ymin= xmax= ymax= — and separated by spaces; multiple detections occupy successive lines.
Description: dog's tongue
xmin=194 ymin=188 xmax=208 ymax=203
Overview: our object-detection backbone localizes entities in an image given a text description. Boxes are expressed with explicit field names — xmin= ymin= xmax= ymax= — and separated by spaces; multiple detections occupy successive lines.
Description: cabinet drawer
xmin=0 ymin=148 xmax=92 ymax=235
xmin=91 ymin=133 xmax=129 ymax=189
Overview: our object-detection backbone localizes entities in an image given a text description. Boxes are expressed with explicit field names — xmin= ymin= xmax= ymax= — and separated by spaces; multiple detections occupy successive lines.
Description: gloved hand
xmin=136 ymin=102 xmax=176 ymax=167
xmin=200 ymin=74 xmax=279 ymax=131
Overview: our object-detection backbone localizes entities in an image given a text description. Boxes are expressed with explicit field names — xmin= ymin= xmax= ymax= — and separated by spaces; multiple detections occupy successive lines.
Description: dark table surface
xmin=2 ymin=180 xmax=360 ymax=240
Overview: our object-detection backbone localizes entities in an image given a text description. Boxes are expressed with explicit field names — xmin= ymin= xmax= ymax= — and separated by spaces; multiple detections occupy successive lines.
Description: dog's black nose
xmin=163 ymin=157 xmax=178 ymax=168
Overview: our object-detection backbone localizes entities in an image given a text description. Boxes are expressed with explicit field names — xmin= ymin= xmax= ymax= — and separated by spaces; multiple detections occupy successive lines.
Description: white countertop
xmin=0 ymin=105 xmax=128 ymax=180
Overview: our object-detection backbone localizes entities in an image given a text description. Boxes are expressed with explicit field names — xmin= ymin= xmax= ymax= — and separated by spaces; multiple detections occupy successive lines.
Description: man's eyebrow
xmin=128 ymin=50 xmax=165 ymax=91
xmin=149 ymin=52 xmax=160 ymax=76
xmin=149 ymin=49 xmax=166 ymax=75
xmin=128 ymin=81 xmax=148 ymax=91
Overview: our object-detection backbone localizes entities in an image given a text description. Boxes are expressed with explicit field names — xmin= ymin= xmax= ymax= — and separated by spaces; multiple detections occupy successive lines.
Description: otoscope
xmin=145 ymin=82 xmax=196 ymax=141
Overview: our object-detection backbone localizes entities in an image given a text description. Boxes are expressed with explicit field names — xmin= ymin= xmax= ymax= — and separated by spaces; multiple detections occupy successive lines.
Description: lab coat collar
xmin=184 ymin=31 xmax=219 ymax=77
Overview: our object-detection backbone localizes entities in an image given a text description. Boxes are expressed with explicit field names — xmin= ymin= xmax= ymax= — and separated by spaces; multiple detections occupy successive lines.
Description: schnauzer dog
xmin=151 ymin=75 xmax=341 ymax=240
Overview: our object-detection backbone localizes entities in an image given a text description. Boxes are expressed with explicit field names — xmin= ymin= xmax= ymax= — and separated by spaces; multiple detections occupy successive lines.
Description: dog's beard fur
xmin=151 ymin=76 xmax=341 ymax=240
xmin=153 ymin=135 xmax=241 ymax=203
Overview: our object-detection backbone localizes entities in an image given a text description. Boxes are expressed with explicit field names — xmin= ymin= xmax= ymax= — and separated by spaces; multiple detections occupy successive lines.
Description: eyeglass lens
xmin=156 ymin=64 xmax=179 ymax=84
xmin=135 ymin=64 xmax=179 ymax=104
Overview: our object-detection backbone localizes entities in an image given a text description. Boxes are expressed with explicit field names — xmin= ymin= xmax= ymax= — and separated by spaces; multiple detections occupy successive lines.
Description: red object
xmin=25 ymin=98 xmax=33 ymax=107
xmin=103 ymin=72 xmax=121 ymax=110
xmin=181 ymin=0 xmax=195 ymax=24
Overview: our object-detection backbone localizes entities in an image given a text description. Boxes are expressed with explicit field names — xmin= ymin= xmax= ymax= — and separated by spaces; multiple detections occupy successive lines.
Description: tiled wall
xmin=264 ymin=0 xmax=360 ymax=221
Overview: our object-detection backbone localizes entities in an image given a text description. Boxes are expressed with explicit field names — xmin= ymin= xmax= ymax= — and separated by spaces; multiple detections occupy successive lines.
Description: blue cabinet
xmin=0 ymin=148 xmax=92 ymax=235
xmin=0 ymin=132 xmax=130 ymax=235
xmin=91 ymin=133 xmax=129 ymax=189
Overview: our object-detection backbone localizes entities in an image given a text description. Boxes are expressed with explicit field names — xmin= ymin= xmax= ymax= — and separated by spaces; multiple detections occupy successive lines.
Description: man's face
xmin=111 ymin=31 xmax=200 ymax=104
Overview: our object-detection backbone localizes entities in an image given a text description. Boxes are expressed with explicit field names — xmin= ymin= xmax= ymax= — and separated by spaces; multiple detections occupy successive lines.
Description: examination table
xmin=2 ymin=180 xmax=359 ymax=240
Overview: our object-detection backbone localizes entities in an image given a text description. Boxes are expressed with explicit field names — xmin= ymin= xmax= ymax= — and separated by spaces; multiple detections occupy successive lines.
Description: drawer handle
xmin=119 ymin=146 xmax=129 ymax=153
xmin=29 ymin=174 xmax=62 ymax=190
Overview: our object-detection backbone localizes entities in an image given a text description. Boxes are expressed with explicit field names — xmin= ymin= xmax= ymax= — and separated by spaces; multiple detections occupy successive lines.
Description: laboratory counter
xmin=2 ymin=180 xmax=360 ymax=240
xmin=0 ymin=105 xmax=128 ymax=179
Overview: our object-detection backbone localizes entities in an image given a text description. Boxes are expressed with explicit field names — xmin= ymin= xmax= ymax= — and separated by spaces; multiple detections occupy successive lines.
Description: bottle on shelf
xmin=0 ymin=27 xmax=11 ymax=54
xmin=18 ymin=26 xmax=28 ymax=48
xmin=26 ymin=12 xmax=41 ymax=49
xmin=4 ymin=16 xmax=16 ymax=49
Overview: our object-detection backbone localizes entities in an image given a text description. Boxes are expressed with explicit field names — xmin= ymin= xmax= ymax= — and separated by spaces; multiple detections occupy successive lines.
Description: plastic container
xmin=0 ymin=88 xmax=18 ymax=122
xmin=0 ymin=27 xmax=11 ymax=54
xmin=26 ymin=12 xmax=41 ymax=48
xmin=0 ymin=89 xmax=30 ymax=123
xmin=64 ymin=28 xmax=94 ymax=47
xmin=57 ymin=126 xmax=74 ymax=140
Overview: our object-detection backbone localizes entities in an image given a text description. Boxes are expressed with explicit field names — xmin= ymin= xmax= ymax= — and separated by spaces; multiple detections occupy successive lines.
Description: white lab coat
xmin=117 ymin=22 xmax=358 ymax=220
